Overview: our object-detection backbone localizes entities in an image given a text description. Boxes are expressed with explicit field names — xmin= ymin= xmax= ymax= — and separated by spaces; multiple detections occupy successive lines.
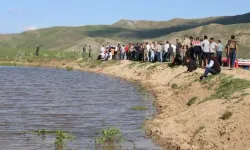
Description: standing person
xmin=135 ymin=43 xmax=140 ymax=61
xmin=168 ymin=43 xmax=175 ymax=63
xmin=164 ymin=41 xmax=170 ymax=62
xmin=100 ymin=45 xmax=105 ymax=59
xmin=125 ymin=44 xmax=130 ymax=60
xmin=228 ymin=35 xmax=238 ymax=70
xmin=181 ymin=35 xmax=191 ymax=65
xmin=192 ymin=37 xmax=202 ymax=67
xmin=188 ymin=36 xmax=194 ymax=60
xmin=200 ymin=53 xmax=221 ymax=80
xmin=144 ymin=42 xmax=150 ymax=62
xmin=156 ymin=42 xmax=163 ymax=62
xmin=116 ymin=44 xmax=120 ymax=60
xmin=140 ymin=43 xmax=144 ymax=61
xmin=121 ymin=45 xmax=126 ymax=60
xmin=202 ymin=35 xmax=210 ymax=68
xmin=88 ymin=46 xmax=92 ymax=58
xmin=82 ymin=45 xmax=86 ymax=57
xmin=150 ymin=42 xmax=156 ymax=62
xmin=209 ymin=38 xmax=217 ymax=55
xmin=100 ymin=45 xmax=105 ymax=54
xmin=35 ymin=45 xmax=42 ymax=57
xmin=176 ymin=39 xmax=182 ymax=56
xmin=225 ymin=40 xmax=231 ymax=67
xmin=217 ymin=40 xmax=224 ymax=66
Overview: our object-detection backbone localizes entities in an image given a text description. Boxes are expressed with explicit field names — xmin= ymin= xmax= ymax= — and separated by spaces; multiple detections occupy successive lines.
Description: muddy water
xmin=0 ymin=66 xmax=160 ymax=150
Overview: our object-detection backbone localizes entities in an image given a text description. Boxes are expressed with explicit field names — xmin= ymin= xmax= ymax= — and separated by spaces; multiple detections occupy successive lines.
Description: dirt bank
xmin=2 ymin=59 xmax=250 ymax=150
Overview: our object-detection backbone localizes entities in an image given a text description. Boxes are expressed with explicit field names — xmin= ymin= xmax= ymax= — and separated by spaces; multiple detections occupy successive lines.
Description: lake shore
xmin=2 ymin=59 xmax=250 ymax=150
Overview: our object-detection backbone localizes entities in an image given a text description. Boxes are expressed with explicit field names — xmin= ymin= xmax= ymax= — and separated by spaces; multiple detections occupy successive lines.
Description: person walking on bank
xmin=88 ymin=46 xmax=92 ymax=58
xmin=228 ymin=35 xmax=238 ymax=70
xmin=35 ymin=45 xmax=42 ymax=57
xmin=217 ymin=40 xmax=224 ymax=66
xmin=200 ymin=53 xmax=221 ymax=80
xmin=82 ymin=45 xmax=87 ymax=58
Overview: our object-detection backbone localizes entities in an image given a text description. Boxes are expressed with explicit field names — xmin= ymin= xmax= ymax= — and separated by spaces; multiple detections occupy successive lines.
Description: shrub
xmin=220 ymin=111 xmax=233 ymax=120
xmin=95 ymin=127 xmax=123 ymax=144
xmin=187 ymin=97 xmax=197 ymax=106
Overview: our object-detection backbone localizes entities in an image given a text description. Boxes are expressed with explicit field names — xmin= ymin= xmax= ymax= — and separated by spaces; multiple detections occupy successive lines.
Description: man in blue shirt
xmin=217 ymin=40 xmax=224 ymax=66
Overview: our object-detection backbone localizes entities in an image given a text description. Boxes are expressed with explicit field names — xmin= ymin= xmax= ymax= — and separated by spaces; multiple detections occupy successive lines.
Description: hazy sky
xmin=1 ymin=0 xmax=250 ymax=33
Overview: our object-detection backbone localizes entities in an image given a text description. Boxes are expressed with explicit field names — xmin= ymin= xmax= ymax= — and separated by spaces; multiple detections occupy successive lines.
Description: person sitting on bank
xmin=186 ymin=58 xmax=197 ymax=72
xmin=200 ymin=53 xmax=221 ymax=80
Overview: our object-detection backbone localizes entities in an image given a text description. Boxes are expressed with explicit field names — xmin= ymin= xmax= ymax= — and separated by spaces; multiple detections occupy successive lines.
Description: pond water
xmin=0 ymin=66 xmax=160 ymax=150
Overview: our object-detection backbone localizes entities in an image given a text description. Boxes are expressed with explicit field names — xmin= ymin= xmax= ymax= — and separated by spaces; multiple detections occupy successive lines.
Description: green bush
xmin=95 ymin=127 xmax=123 ymax=144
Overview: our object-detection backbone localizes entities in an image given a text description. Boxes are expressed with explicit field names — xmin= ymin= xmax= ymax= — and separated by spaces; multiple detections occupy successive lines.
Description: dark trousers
xmin=126 ymin=51 xmax=130 ymax=60
xmin=203 ymin=52 xmax=211 ymax=67
xmin=194 ymin=52 xmax=202 ymax=67
xmin=229 ymin=52 xmax=236 ymax=68
xmin=217 ymin=51 xmax=222 ymax=66
xmin=204 ymin=67 xmax=219 ymax=77
xmin=36 ymin=50 xmax=39 ymax=56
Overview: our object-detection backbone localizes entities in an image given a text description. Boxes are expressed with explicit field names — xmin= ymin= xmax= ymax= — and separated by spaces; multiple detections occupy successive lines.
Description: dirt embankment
xmin=2 ymin=59 xmax=250 ymax=150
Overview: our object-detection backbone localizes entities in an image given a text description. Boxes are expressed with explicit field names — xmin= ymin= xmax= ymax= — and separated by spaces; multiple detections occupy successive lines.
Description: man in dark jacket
xmin=200 ymin=53 xmax=221 ymax=80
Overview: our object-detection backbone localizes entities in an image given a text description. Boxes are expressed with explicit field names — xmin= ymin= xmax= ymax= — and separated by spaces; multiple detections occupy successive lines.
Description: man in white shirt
xmin=145 ymin=42 xmax=151 ymax=62
xmin=209 ymin=38 xmax=218 ymax=54
xmin=170 ymin=43 xmax=177 ymax=62
xmin=100 ymin=45 xmax=105 ymax=53
xmin=150 ymin=42 xmax=156 ymax=62
xmin=164 ymin=41 xmax=170 ymax=62
xmin=121 ymin=45 xmax=125 ymax=60
xmin=202 ymin=35 xmax=210 ymax=67
xmin=200 ymin=53 xmax=221 ymax=80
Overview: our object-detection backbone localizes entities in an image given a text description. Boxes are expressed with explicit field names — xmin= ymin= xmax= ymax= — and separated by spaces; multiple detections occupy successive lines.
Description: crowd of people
xmin=94 ymin=35 xmax=238 ymax=80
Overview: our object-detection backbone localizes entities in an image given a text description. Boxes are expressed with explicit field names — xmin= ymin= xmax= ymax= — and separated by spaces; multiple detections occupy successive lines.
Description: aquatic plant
xmin=95 ymin=127 xmax=123 ymax=144
xmin=130 ymin=106 xmax=148 ymax=111
xmin=54 ymin=130 xmax=74 ymax=147
xmin=35 ymin=129 xmax=74 ymax=150
xmin=66 ymin=66 xmax=73 ymax=71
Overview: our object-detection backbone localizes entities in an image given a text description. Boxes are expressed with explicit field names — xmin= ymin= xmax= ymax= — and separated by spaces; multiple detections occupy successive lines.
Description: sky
xmin=1 ymin=0 xmax=250 ymax=33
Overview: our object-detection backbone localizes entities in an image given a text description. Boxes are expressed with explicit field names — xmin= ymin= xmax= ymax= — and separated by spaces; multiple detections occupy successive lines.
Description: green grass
xmin=66 ymin=66 xmax=73 ymax=71
xmin=219 ymin=111 xmax=233 ymax=120
xmin=187 ymin=97 xmax=198 ymax=106
xmin=54 ymin=130 xmax=74 ymax=147
xmin=127 ymin=61 xmax=138 ymax=69
xmin=147 ymin=63 xmax=161 ymax=70
xmin=95 ymin=127 xmax=123 ymax=144
xmin=130 ymin=106 xmax=148 ymax=111
xmin=0 ymin=48 xmax=79 ymax=61
xmin=171 ymin=83 xmax=179 ymax=89
xmin=201 ymin=76 xmax=250 ymax=103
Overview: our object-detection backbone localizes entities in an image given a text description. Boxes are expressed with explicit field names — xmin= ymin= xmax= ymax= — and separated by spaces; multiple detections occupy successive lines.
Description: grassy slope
xmin=0 ymin=12 xmax=250 ymax=57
